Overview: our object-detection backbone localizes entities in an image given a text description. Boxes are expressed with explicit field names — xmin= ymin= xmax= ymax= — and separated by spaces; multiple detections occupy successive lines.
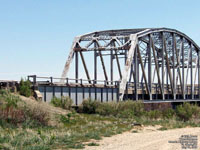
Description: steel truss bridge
xmin=29 ymin=28 xmax=200 ymax=104
xmin=61 ymin=28 xmax=200 ymax=101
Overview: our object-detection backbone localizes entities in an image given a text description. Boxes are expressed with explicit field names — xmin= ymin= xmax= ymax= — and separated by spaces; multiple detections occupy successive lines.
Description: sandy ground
xmin=85 ymin=126 xmax=200 ymax=150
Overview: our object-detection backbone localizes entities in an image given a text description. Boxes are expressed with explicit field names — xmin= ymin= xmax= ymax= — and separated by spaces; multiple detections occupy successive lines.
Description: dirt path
xmin=85 ymin=127 xmax=200 ymax=150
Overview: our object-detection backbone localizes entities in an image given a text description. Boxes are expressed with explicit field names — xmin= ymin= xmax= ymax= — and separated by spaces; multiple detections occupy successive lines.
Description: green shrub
xmin=96 ymin=102 xmax=118 ymax=116
xmin=176 ymin=103 xmax=200 ymax=121
xmin=19 ymin=79 xmax=32 ymax=97
xmin=147 ymin=110 xmax=161 ymax=119
xmin=24 ymin=105 xmax=50 ymax=126
xmin=118 ymin=101 xmax=144 ymax=117
xmin=0 ymin=90 xmax=49 ymax=126
xmin=80 ymin=99 xmax=145 ymax=118
xmin=80 ymin=99 xmax=100 ymax=114
xmin=162 ymin=108 xmax=175 ymax=119
xmin=51 ymin=96 xmax=73 ymax=110
xmin=0 ymin=90 xmax=25 ymax=124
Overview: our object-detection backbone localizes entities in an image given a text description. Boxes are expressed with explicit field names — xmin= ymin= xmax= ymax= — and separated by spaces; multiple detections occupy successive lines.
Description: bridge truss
xmin=61 ymin=28 xmax=200 ymax=101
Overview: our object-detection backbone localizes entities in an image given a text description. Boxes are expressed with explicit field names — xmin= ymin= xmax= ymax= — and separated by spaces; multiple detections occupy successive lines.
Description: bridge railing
xmin=27 ymin=75 xmax=120 ymax=87
xmin=28 ymin=75 xmax=200 ymax=98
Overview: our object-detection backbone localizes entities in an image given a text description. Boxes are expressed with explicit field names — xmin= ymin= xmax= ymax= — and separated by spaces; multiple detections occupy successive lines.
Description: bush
xmin=80 ymin=99 xmax=101 ymax=114
xmin=79 ymin=99 xmax=145 ymax=118
xmin=24 ymin=105 xmax=50 ymax=126
xmin=162 ymin=108 xmax=175 ymax=119
xmin=0 ymin=90 xmax=25 ymax=124
xmin=96 ymin=102 xmax=118 ymax=116
xmin=118 ymin=101 xmax=144 ymax=117
xmin=147 ymin=110 xmax=161 ymax=119
xmin=51 ymin=96 xmax=73 ymax=110
xmin=19 ymin=79 xmax=32 ymax=97
xmin=0 ymin=90 xmax=49 ymax=126
xmin=79 ymin=99 xmax=200 ymax=122
xmin=176 ymin=103 xmax=200 ymax=121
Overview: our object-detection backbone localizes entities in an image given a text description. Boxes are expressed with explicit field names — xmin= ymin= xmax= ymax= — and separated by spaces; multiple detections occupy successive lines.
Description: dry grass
xmin=1 ymin=91 xmax=200 ymax=149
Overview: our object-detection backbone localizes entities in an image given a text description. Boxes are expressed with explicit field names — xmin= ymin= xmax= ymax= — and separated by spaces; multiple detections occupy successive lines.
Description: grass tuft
xmin=87 ymin=142 xmax=99 ymax=146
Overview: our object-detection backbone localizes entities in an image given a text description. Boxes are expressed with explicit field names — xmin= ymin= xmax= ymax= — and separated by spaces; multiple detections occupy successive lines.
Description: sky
xmin=0 ymin=0 xmax=200 ymax=81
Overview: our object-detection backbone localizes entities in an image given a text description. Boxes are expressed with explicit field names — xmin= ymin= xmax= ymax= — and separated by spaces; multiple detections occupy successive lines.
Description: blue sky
xmin=0 ymin=0 xmax=200 ymax=80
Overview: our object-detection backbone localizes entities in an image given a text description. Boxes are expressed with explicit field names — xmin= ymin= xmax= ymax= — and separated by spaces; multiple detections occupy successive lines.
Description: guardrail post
xmin=50 ymin=77 xmax=53 ymax=84
xmin=66 ymin=78 xmax=68 ymax=85
xmin=80 ymin=79 xmax=82 ymax=85
xmin=33 ymin=75 xmax=36 ymax=85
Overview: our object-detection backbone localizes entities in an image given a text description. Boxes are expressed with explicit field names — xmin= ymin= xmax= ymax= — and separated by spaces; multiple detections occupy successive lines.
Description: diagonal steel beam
xmin=113 ymin=40 xmax=122 ymax=79
xmin=79 ymin=51 xmax=91 ymax=84
xmin=60 ymin=37 xmax=80 ymax=83
xmin=119 ymin=34 xmax=138 ymax=101
xmin=163 ymin=36 xmax=174 ymax=95
xmin=94 ymin=39 xmax=109 ymax=82
xmin=137 ymin=44 xmax=150 ymax=95
xmin=151 ymin=36 xmax=163 ymax=98
xmin=185 ymin=44 xmax=192 ymax=91
xmin=174 ymin=36 xmax=184 ymax=96
xmin=99 ymin=51 xmax=109 ymax=81
xmin=148 ymin=35 xmax=152 ymax=100
xmin=115 ymin=50 xmax=122 ymax=79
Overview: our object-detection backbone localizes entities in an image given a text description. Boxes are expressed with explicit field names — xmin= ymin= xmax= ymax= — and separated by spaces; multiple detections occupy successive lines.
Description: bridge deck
xmin=28 ymin=75 xmax=200 ymax=105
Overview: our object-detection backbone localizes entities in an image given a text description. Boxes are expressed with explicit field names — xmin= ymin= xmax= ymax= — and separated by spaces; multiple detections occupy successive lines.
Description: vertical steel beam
xmin=75 ymin=51 xmax=78 ymax=82
xmin=190 ymin=44 xmax=193 ymax=99
xmin=75 ymin=51 xmax=78 ymax=105
xmin=198 ymin=51 xmax=200 ymax=98
xmin=134 ymin=47 xmax=138 ymax=100
xmin=172 ymin=33 xmax=176 ymax=99
xmin=181 ymin=37 xmax=185 ymax=99
xmin=185 ymin=43 xmax=192 ymax=94
xmin=94 ymin=42 xmax=97 ymax=84
xmin=129 ymin=63 xmax=134 ymax=82
xmin=194 ymin=55 xmax=198 ymax=96
xmin=124 ymin=37 xmax=128 ymax=65
xmin=161 ymin=32 xmax=165 ymax=99
xmin=110 ymin=42 xmax=114 ymax=85
xmin=148 ymin=35 xmax=152 ymax=100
